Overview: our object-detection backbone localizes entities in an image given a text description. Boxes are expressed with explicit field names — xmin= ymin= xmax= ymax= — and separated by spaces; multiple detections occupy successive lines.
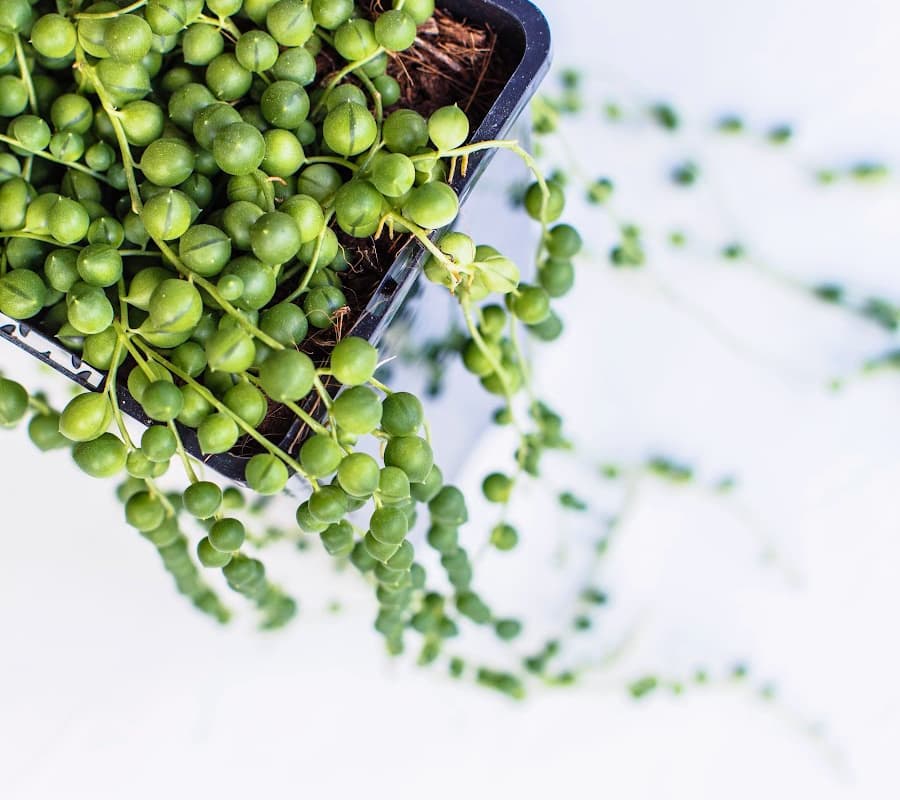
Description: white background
xmin=3 ymin=1 xmax=900 ymax=797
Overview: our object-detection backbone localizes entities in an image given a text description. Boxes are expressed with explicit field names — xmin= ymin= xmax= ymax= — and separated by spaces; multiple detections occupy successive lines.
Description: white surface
xmin=3 ymin=1 xmax=900 ymax=797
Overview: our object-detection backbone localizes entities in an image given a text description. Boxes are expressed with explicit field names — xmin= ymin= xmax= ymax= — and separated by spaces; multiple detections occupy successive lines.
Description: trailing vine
xmin=0 ymin=4 xmax=885 ymax=732
xmin=0 ymin=0 xmax=593 ymax=695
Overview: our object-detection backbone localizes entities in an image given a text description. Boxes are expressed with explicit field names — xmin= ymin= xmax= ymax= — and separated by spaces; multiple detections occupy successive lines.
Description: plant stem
xmin=118 ymin=249 xmax=160 ymax=258
xmin=75 ymin=0 xmax=148 ymax=18
xmin=14 ymin=35 xmax=37 ymax=114
xmin=243 ymin=373 xmax=331 ymax=438
xmin=312 ymin=47 xmax=388 ymax=117
xmin=13 ymin=34 xmax=37 ymax=181
xmin=409 ymin=138 xmax=553 ymax=254
xmin=311 ymin=375 xmax=333 ymax=411
xmin=368 ymin=377 xmax=393 ymax=395
xmin=27 ymin=395 xmax=53 ymax=415
xmin=0 ymin=231 xmax=74 ymax=248
xmin=507 ymin=312 xmax=537 ymax=405
xmin=153 ymin=239 xmax=287 ymax=352
xmin=382 ymin=212 xmax=459 ymax=276
xmin=195 ymin=13 xmax=242 ymax=41
xmin=74 ymin=50 xmax=143 ymax=212
xmin=168 ymin=420 xmax=200 ymax=484
xmin=460 ymin=298 xmax=513 ymax=402
xmin=356 ymin=70 xmax=384 ymax=132
xmin=0 ymin=134 xmax=113 ymax=183
xmin=114 ymin=321 xmax=155 ymax=380
xmin=304 ymin=156 xmax=359 ymax=171
xmin=132 ymin=340 xmax=320 ymax=490
xmin=106 ymin=346 xmax=136 ymax=449
xmin=282 ymin=211 xmax=335 ymax=303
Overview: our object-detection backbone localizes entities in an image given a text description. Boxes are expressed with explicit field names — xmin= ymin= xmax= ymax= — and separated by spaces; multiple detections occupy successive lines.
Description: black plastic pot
xmin=0 ymin=0 xmax=552 ymax=483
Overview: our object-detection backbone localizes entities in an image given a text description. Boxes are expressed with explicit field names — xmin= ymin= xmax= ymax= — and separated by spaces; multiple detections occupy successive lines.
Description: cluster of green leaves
xmin=0 ymin=0 xmax=591 ymax=692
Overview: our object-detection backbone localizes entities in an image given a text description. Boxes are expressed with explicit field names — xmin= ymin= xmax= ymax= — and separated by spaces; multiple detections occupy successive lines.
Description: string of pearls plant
xmin=0 ymin=0 xmax=583 ymax=695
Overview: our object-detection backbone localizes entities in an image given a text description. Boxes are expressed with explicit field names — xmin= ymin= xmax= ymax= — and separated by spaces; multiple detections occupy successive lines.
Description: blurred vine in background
xmin=528 ymin=67 xmax=900 ymax=356
xmin=384 ymin=61 xmax=897 ymax=760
